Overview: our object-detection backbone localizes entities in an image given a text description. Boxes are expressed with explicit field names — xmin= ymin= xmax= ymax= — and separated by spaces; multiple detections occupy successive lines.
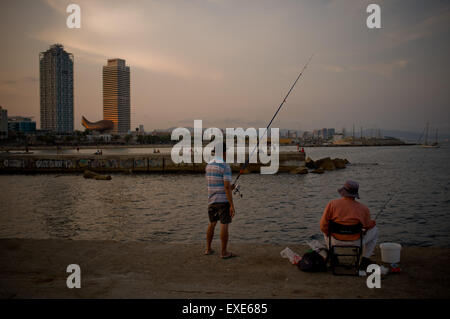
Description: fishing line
xmin=374 ymin=192 xmax=395 ymax=221
xmin=233 ymin=53 xmax=315 ymax=197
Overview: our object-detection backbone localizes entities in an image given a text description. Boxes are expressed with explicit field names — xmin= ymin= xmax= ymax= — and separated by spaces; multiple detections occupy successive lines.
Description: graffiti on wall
xmin=0 ymin=156 xmax=172 ymax=171
xmin=120 ymin=159 xmax=134 ymax=169
xmin=35 ymin=159 xmax=75 ymax=169
xmin=78 ymin=159 xmax=91 ymax=168
xmin=134 ymin=158 xmax=147 ymax=169
xmin=2 ymin=159 xmax=26 ymax=168
xmin=148 ymin=158 xmax=164 ymax=168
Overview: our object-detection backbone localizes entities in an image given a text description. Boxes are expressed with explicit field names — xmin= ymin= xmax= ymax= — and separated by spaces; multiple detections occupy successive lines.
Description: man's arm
xmin=224 ymin=180 xmax=235 ymax=218
xmin=223 ymin=165 xmax=235 ymax=218
xmin=363 ymin=207 xmax=376 ymax=230
xmin=320 ymin=202 xmax=332 ymax=235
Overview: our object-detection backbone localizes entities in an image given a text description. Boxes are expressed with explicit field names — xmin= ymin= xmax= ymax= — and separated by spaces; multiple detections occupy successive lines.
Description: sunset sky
xmin=0 ymin=0 xmax=449 ymax=133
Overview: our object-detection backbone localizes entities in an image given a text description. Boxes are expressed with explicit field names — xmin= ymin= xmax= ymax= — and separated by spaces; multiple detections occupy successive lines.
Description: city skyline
xmin=0 ymin=0 xmax=449 ymax=134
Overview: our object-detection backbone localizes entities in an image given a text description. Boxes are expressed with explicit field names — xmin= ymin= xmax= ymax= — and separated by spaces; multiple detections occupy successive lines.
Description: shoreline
xmin=0 ymin=144 xmax=172 ymax=151
xmin=0 ymin=143 xmax=417 ymax=151
xmin=1 ymin=238 xmax=449 ymax=299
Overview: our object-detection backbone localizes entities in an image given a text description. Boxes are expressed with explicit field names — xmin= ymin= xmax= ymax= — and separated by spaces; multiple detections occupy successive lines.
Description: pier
xmin=0 ymin=152 xmax=305 ymax=173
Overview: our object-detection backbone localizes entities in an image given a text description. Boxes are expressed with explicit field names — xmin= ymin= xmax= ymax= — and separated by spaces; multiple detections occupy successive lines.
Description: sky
xmin=0 ymin=0 xmax=449 ymax=133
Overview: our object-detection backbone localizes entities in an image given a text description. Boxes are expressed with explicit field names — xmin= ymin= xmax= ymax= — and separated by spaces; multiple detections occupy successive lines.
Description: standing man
xmin=205 ymin=142 xmax=236 ymax=259
xmin=320 ymin=180 xmax=379 ymax=269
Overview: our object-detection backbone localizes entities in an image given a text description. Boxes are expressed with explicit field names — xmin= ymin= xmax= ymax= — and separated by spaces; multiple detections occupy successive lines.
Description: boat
xmin=421 ymin=123 xmax=440 ymax=148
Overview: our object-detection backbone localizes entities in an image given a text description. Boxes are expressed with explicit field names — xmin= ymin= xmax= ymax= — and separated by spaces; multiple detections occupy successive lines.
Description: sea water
xmin=1 ymin=144 xmax=449 ymax=246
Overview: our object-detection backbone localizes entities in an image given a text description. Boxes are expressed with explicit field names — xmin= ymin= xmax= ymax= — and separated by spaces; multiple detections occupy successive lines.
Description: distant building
xmin=312 ymin=128 xmax=336 ymax=140
xmin=332 ymin=133 xmax=344 ymax=143
xmin=312 ymin=129 xmax=319 ymax=138
xmin=8 ymin=116 xmax=36 ymax=133
xmin=103 ymin=59 xmax=130 ymax=134
xmin=151 ymin=130 xmax=171 ymax=137
xmin=0 ymin=106 xmax=8 ymax=139
xmin=302 ymin=131 xmax=312 ymax=139
xmin=40 ymin=44 xmax=74 ymax=133
xmin=99 ymin=134 xmax=112 ymax=142
xmin=327 ymin=128 xmax=335 ymax=138
xmin=287 ymin=130 xmax=298 ymax=138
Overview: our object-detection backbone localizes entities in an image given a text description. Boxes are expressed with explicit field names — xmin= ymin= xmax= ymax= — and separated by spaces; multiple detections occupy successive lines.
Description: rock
xmin=314 ymin=157 xmax=328 ymax=167
xmin=83 ymin=170 xmax=97 ymax=179
xmin=316 ymin=157 xmax=335 ymax=171
xmin=94 ymin=174 xmax=112 ymax=180
xmin=305 ymin=157 xmax=317 ymax=169
xmin=333 ymin=158 xmax=347 ymax=169
xmin=290 ymin=166 xmax=309 ymax=174
xmin=305 ymin=157 xmax=348 ymax=171
xmin=83 ymin=170 xmax=112 ymax=180
xmin=312 ymin=168 xmax=324 ymax=174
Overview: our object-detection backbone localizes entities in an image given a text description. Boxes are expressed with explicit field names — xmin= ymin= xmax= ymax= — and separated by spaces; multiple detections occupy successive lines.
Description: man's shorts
xmin=208 ymin=202 xmax=232 ymax=224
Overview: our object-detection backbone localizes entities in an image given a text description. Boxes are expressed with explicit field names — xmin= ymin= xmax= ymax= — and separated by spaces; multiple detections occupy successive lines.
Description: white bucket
xmin=379 ymin=242 xmax=402 ymax=264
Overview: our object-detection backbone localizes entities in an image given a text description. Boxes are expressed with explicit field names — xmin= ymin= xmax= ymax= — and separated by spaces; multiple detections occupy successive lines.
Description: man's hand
xmin=230 ymin=205 xmax=236 ymax=219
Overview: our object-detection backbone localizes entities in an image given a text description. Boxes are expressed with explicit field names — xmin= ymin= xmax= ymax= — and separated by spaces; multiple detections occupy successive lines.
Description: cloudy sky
xmin=0 ymin=0 xmax=449 ymax=133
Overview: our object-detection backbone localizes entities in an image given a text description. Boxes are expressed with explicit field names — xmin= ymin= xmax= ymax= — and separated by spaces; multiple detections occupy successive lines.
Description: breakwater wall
xmin=0 ymin=152 xmax=305 ymax=173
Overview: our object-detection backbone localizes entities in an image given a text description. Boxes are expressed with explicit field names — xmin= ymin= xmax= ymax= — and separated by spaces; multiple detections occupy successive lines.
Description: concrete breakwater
xmin=0 ymin=152 xmax=305 ymax=173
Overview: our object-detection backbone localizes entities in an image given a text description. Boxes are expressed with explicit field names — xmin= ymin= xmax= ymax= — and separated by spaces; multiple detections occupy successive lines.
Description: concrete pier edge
xmin=0 ymin=152 xmax=305 ymax=174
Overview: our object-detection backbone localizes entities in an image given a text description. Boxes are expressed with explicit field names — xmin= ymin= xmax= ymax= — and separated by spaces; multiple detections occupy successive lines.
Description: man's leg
xmin=220 ymin=223 xmax=230 ymax=257
xmin=362 ymin=226 xmax=379 ymax=258
xmin=205 ymin=221 xmax=217 ymax=254
xmin=323 ymin=234 xmax=330 ymax=249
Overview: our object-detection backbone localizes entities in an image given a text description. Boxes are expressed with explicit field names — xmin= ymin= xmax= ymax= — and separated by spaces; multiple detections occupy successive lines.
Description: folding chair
xmin=328 ymin=221 xmax=363 ymax=276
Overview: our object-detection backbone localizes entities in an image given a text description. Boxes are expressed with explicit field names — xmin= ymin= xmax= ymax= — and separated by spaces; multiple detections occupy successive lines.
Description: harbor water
xmin=1 ymin=144 xmax=449 ymax=246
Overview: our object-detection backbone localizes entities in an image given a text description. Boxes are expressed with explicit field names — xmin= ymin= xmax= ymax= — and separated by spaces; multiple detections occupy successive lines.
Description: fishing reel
xmin=232 ymin=184 xmax=243 ymax=198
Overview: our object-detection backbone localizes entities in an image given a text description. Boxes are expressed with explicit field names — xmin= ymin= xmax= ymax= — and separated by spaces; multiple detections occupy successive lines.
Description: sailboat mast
xmin=424 ymin=122 xmax=429 ymax=145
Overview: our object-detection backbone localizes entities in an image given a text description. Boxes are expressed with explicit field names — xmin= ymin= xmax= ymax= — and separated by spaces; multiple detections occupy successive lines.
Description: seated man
xmin=320 ymin=180 xmax=378 ymax=270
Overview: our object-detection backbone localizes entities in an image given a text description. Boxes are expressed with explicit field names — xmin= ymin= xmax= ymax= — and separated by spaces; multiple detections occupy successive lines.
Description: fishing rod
xmin=233 ymin=53 xmax=315 ymax=197
xmin=374 ymin=192 xmax=395 ymax=221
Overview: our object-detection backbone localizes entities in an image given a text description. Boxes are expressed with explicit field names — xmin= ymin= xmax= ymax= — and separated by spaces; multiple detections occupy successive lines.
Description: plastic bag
xmin=307 ymin=239 xmax=326 ymax=251
xmin=306 ymin=240 xmax=327 ymax=259
xmin=280 ymin=247 xmax=302 ymax=265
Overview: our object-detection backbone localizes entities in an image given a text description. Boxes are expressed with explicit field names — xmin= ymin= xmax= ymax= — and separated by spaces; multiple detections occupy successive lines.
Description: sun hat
xmin=338 ymin=180 xmax=360 ymax=199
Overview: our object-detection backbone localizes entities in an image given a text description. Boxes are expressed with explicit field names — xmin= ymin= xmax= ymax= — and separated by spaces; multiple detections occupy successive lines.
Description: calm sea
xmin=1 ymin=144 xmax=449 ymax=246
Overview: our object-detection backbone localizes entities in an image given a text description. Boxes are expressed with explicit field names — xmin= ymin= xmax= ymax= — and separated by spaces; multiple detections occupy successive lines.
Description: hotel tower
xmin=103 ymin=59 xmax=130 ymax=134
xmin=39 ymin=44 xmax=74 ymax=133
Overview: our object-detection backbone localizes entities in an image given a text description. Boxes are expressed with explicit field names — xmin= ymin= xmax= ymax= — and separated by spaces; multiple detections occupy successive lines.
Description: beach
xmin=1 ymin=238 xmax=449 ymax=299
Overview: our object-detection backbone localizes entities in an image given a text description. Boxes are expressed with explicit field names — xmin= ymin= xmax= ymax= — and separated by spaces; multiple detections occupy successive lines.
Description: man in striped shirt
xmin=205 ymin=142 xmax=236 ymax=259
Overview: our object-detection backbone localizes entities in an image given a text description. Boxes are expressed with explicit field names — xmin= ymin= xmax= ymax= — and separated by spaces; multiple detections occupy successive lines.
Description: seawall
xmin=0 ymin=152 xmax=305 ymax=173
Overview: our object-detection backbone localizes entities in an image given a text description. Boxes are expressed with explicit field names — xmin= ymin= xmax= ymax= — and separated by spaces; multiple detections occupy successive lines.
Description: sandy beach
xmin=0 ymin=238 xmax=449 ymax=299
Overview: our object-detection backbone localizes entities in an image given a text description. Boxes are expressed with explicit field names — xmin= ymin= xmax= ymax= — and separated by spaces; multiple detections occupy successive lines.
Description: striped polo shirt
xmin=205 ymin=156 xmax=232 ymax=205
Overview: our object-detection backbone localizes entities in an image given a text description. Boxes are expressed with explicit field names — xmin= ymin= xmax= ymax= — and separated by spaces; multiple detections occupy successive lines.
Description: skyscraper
xmin=0 ymin=106 xmax=8 ymax=139
xmin=103 ymin=59 xmax=130 ymax=134
xmin=40 ymin=44 xmax=74 ymax=133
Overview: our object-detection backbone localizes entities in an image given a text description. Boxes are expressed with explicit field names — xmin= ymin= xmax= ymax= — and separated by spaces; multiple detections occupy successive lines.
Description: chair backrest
xmin=328 ymin=221 xmax=362 ymax=237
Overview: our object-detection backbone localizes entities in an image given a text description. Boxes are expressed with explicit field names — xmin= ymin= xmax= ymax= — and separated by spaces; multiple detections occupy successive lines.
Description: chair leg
xmin=355 ymin=248 xmax=361 ymax=275
xmin=330 ymin=246 xmax=362 ymax=276
xmin=330 ymin=247 xmax=335 ymax=274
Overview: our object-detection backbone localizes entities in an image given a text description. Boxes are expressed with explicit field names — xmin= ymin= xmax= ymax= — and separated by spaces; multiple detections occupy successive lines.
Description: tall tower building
xmin=40 ymin=44 xmax=74 ymax=133
xmin=103 ymin=59 xmax=130 ymax=134
xmin=0 ymin=106 xmax=8 ymax=139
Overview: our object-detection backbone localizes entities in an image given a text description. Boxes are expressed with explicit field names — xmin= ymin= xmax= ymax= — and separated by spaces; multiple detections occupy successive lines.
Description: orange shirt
xmin=320 ymin=197 xmax=376 ymax=241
